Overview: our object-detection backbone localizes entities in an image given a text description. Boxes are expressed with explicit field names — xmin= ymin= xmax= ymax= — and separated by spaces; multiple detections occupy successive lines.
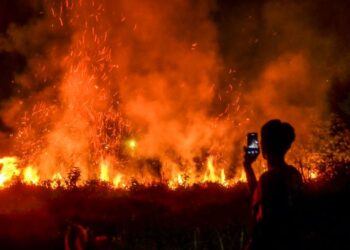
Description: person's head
xmin=260 ymin=119 xmax=295 ymax=163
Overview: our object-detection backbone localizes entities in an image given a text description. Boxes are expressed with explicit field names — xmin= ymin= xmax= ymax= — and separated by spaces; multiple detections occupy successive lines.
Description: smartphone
xmin=247 ymin=132 xmax=259 ymax=156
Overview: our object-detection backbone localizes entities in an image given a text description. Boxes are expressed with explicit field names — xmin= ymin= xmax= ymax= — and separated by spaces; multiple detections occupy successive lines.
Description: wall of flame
xmin=0 ymin=0 xmax=350 ymax=188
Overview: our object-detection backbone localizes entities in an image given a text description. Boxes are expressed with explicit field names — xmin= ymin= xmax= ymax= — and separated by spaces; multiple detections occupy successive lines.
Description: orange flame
xmin=0 ymin=154 xmax=322 ymax=190
xmin=220 ymin=169 xmax=228 ymax=187
xmin=309 ymin=169 xmax=318 ymax=180
xmin=203 ymin=156 xmax=216 ymax=183
xmin=112 ymin=174 xmax=124 ymax=188
xmin=51 ymin=172 xmax=64 ymax=189
xmin=99 ymin=161 xmax=110 ymax=182
xmin=23 ymin=166 xmax=40 ymax=185
xmin=0 ymin=157 xmax=21 ymax=187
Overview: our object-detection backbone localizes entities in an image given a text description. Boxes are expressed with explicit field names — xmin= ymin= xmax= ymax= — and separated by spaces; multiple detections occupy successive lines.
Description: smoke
xmin=248 ymin=1 xmax=333 ymax=128
xmin=0 ymin=0 xmax=349 ymax=181
xmin=218 ymin=0 xmax=350 ymax=149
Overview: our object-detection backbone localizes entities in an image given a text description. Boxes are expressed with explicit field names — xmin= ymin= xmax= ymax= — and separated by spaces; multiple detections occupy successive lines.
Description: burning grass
xmin=1 ymin=0 xmax=349 ymax=195
xmin=0 ymin=155 xmax=247 ymax=190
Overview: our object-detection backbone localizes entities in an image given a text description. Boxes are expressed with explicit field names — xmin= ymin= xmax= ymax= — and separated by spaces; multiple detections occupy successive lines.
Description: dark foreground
xmin=0 ymin=180 xmax=349 ymax=250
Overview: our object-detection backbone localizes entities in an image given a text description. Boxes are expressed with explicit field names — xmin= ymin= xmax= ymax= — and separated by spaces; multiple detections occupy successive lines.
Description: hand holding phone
xmin=244 ymin=132 xmax=260 ymax=169
xmin=246 ymin=132 xmax=259 ymax=156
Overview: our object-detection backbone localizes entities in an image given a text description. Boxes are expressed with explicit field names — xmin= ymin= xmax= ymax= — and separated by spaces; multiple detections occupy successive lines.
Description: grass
xmin=0 ymin=179 xmax=349 ymax=249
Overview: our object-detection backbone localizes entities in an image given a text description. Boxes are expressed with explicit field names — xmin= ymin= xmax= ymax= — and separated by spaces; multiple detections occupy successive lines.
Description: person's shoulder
xmin=286 ymin=165 xmax=302 ymax=177
xmin=286 ymin=165 xmax=303 ymax=185
xmin=260 ymin=166 xmax=301 ymax=182
xmin=259 ymin=170 xmax=271 ymax=179
xmin=259 ymin=169 xmax=277 ymax=183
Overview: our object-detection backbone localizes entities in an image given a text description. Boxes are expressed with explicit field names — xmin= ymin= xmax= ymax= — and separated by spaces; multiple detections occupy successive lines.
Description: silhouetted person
xmin=244 ymin=119 xmax=303 ymax=250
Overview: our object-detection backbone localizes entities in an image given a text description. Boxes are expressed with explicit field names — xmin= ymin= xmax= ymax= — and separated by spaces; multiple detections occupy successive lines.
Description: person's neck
xmin=267 ymin=156 xmax=286 ymax=170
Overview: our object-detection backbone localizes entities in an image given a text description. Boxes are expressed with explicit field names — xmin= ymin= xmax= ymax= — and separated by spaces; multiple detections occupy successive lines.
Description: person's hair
xmin=261 ymin=119 xmax=295 ymax=156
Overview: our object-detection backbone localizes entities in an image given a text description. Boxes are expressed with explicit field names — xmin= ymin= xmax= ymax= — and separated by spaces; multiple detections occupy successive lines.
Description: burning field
xmin=0 ymin=0 xmax=349 ymax=190
xmin=1 ymin=0 xmax=350 ymax=249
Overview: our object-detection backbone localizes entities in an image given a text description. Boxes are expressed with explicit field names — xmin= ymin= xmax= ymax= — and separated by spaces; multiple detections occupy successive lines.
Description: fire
xmin=236 ymin=170 xmax=247 ymax=183
xmin=309 ymin=169 xmax=318 ymax=180
xmin=0 ymin=149 xmax=326 ymax=189
xmin=23 ymin=166 xmax=40 ymax=185
xmin=0 ymin=1 xmax=334 ymax=191
xmin=99 ymin=161 xmax=110 ymax=182
xmin=220 ymin=169 xmax=228 ymax=187
xmin=0 ymin=154 xmax=324 ymax=190
xmin=0 ymin=0 xmax=253 ymax=191
xmin=51 ymin=173 xmax=64 ymax=189
xmin=203 ymin=156 xmax=217 ymax=183
xmin=126 ymin=139 xmax=137 ymax=151
xmin=100 ymin=161 xmax=126 ymax=188
xmin=113 ymin=174 xmax=124 ymax=188
xmin=0 ymin=157 xmax=21 ymax=187
xmin=203 ymin=156 xmax=230 ymax=185
xmin=177 ymin=174 xmax=184 ymax=186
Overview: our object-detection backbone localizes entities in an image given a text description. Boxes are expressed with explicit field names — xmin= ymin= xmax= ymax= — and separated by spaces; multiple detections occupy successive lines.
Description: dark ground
xmin=0 ymin=179 xmax=349 ymax=250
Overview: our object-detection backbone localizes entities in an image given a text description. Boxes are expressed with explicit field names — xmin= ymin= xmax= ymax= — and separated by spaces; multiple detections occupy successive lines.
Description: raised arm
xmin=243 ymin=146 xmax=259 ymax=194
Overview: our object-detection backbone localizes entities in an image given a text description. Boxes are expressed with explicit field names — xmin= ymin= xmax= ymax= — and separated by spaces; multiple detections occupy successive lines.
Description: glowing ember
xmin=309 ymin=170 xmax=318 ymax=180
xmin=0 ymin=0 xmax=345 ymax=191
xmin=126 ymin=139 xmax=137 ymax=151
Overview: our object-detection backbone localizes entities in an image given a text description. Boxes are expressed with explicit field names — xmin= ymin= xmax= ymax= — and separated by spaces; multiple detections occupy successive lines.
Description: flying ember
xmin=0 ymin=0 xmax=348 ymax=190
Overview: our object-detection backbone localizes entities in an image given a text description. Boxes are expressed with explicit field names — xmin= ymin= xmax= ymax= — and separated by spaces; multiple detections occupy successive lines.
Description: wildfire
xmin=0 ymin=1 xmax=333 ymax=192
xmin=236 ymin=170 xmax=247 ymax=183
xmin=51 ymin=173 xmax=64 ymax=189
xmin=0 ymin=157 xmax=41 ymax=187
xmin=0 ymin=153 xmax=323 ymax=190
xmin=177 ymin=174 xmax=184 ymax=186
xmin=0 ymin=155 xmax=247 ymax=189
xmin=220 ymin=169 xmax=228 ymax=187
xmin=0 ymin=157 xmax=20 ymax=187
xmin=202 ymin=157 xmax=229 ymax=186
xmin=99 ymin=161 xmax=110 ymax=182
xmin=23 ymin=166 xmax=40 ymax=185
xmin=203 ymin=156 xmax=217 ymax=183
xmin=113 ymin=174 xmax=124 ymax=188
